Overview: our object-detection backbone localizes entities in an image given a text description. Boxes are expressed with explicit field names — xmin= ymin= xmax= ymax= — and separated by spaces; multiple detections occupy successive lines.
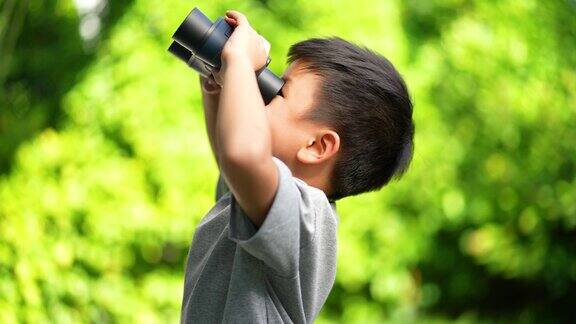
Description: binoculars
xmin=168 ymin=7 xmax=285 ymax=104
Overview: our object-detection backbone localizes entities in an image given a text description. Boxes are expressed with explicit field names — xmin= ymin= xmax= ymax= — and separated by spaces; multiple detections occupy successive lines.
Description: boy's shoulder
xmin=215 ymin=157 xmax=337 ymax=220
xmin=291 ymin=174 xmax=339 ymax=229
xmin=273 ymin=157 xmax=336 ymax=210
xmin=293 ymin=177 xmax=335 ymax=208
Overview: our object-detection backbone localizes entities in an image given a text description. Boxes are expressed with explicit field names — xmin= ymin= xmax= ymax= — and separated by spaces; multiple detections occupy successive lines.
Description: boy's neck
xmin=293 ymin=164 xmax=333 ymax=198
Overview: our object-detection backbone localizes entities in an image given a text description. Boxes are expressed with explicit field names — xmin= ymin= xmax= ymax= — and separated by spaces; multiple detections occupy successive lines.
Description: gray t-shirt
xmin=180 ymin=157 xmax=339 ymax=323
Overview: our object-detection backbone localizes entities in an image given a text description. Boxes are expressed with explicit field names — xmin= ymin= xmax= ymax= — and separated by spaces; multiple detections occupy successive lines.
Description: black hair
xmin=286 ymin=36 xmax=414 ymax=201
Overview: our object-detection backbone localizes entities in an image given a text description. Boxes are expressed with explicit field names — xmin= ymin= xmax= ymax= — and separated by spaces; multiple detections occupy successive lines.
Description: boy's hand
xmin=212 ymin=10 xmax=270 ymax=86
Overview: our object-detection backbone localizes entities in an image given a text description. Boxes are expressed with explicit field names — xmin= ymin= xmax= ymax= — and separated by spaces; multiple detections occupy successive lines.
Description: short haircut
xmin=286 ymin=37 xmax=414 ymax=201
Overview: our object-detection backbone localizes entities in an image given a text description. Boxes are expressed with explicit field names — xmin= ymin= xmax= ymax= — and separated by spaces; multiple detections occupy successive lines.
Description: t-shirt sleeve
xmin=227 ymin=156 xmax=333 ymax=278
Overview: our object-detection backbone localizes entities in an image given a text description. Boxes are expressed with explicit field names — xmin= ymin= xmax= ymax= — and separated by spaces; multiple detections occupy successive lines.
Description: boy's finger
xmin=224 ymin=16 xmax=237 ymax=26
xmin=261 ymin=36 xmax=271 ymax=56
xmin=225 ymin=10 xmax=248 ymax=25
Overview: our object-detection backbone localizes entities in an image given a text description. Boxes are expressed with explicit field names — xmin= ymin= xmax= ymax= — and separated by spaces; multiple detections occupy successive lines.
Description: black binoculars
xmin=168 ymin=7 xmax=285 ymax=104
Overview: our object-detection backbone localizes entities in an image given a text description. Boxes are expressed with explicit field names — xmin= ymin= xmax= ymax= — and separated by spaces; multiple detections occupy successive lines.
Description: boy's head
xmin=264 ymin=37 xmax=414 ymax=201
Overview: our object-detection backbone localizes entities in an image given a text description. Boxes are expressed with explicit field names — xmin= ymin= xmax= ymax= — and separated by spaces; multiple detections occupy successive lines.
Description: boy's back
xmin=180 ymin=157 xmax=338 ymax=323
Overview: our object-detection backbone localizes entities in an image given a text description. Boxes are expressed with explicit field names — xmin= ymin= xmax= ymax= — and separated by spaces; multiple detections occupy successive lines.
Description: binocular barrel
xmin=168 ymin=42 xmax=212 ymax=78
xmin=168 ymin=8 xmax=285 ymax=104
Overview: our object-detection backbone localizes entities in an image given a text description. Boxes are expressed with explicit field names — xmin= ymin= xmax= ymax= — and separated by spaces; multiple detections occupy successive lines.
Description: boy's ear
xmin=296 ymin=130 xmax=340 ymax=165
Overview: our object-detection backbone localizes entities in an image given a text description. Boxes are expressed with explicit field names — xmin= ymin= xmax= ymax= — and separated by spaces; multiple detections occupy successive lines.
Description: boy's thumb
xmin=261 ymin=36 xmax=271 ymax=56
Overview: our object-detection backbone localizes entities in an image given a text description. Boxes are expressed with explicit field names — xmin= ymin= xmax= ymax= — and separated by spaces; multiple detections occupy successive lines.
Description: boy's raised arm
xmin=213 ymin=10 xmax=278 ymax=228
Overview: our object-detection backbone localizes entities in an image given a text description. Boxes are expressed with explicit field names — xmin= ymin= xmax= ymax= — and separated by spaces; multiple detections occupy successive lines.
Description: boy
xmin=180 ymin=10 xmax=414 ymax=323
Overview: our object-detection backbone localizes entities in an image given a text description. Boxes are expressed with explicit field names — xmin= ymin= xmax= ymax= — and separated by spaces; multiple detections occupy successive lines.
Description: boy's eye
xmin=277 ymin=77 xmax=288 ymax=97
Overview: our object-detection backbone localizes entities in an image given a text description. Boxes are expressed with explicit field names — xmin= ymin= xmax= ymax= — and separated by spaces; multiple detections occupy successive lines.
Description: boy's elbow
xmin=219 ymin=143 xmax=270 ymax=171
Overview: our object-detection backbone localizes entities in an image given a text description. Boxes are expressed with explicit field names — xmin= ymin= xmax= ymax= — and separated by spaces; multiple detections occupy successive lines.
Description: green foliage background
xmin=1 ymin=0 xmax=575 ymax=322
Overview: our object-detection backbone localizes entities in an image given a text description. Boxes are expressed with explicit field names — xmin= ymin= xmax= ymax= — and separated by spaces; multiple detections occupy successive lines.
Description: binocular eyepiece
xmin=168 ymin=8 xmax=285 ymax=104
